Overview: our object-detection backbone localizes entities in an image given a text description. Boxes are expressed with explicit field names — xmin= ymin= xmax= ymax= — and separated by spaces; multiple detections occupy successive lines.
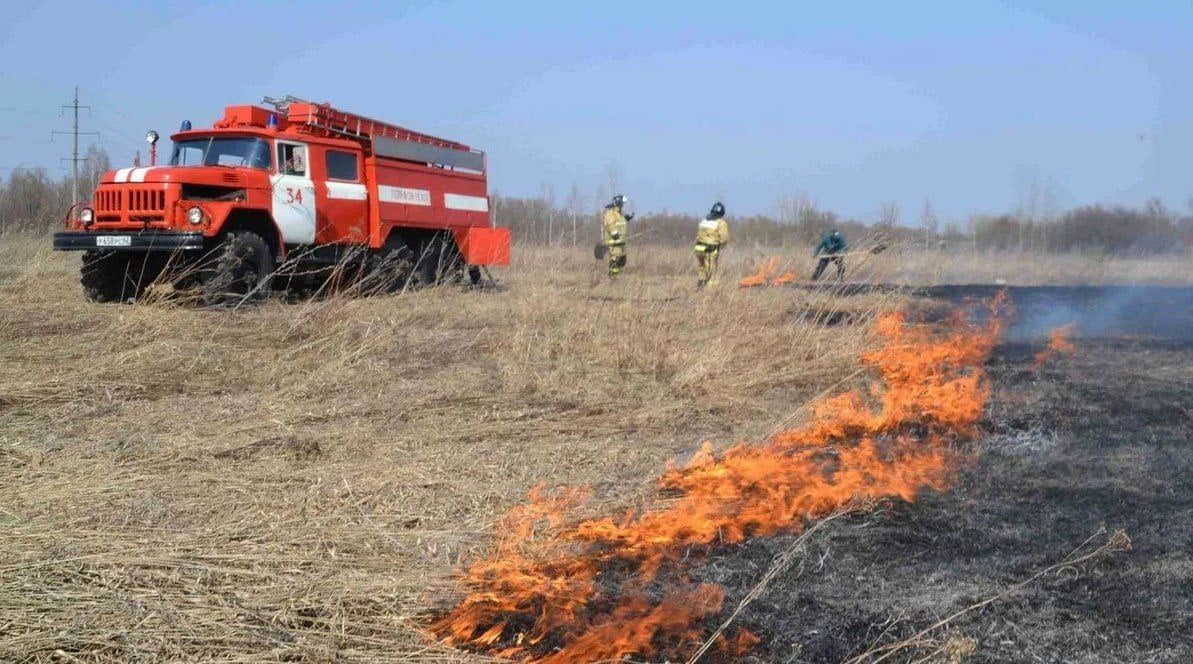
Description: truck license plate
xmin=96 ymin=236 xmax=132 ymax=247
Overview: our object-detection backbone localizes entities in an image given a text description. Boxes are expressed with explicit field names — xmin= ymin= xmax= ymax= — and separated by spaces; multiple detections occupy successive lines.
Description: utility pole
xmin=52 ymin=87 xmax=100 ymax=207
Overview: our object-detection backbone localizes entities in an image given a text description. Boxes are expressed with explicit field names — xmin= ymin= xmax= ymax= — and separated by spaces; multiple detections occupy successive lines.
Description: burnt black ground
xmin=799 ymin=284 xmax=1193 ymax=342
xmin=692 ymin=288 xmax=1193 ymax=663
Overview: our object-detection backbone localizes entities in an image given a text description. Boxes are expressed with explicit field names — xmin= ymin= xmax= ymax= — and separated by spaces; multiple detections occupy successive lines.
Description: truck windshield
xmin=170 ymin=137 xmax=271 ymax=169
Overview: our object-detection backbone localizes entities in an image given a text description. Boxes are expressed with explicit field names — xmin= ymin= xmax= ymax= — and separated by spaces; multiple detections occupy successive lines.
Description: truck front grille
xmin=128 ymin=189 xmax=166 ymax=221
xmin=95 ymin=189 xmax=120 ymax=213
xmin=93 ymin=186 xmax=167 ymax=224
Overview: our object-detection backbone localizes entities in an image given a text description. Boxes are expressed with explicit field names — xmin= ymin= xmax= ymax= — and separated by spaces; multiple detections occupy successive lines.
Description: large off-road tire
xmin=198 ymin=231 xmax=275 ymax=307
xmin=364 ymin=237 xmax=416 ymax=294
xmin=411 ymin=235 xmax=459 ymax=287
xmin=80 ymin=251 xmax=153 ymax=303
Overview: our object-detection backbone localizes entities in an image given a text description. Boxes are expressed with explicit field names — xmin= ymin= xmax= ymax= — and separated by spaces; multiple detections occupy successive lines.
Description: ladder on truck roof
xmin=263 ymin=95 xmax=485 ymax=173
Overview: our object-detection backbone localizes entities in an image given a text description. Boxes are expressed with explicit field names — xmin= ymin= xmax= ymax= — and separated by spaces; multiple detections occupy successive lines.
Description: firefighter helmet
xmin=610 ymin=194 xmax=627 ymax=208
xmin=709 ymin=201 xmax=725 ymax=219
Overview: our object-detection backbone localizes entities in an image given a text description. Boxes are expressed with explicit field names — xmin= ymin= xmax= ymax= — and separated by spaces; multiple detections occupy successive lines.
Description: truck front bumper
xmin=53 ymin=231 xmax=206 ymax=252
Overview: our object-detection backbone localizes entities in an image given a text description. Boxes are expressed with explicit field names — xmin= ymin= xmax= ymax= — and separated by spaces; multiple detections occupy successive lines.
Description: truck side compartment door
xmin=316 ymin=148 xmax=368 ymax=244
xmin=272 ymin=141 xmax=317 ymax=245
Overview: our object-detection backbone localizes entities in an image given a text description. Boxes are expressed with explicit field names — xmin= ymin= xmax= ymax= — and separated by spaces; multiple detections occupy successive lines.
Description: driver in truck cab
xmin=280 ymin=144 xmax=306 ymax=175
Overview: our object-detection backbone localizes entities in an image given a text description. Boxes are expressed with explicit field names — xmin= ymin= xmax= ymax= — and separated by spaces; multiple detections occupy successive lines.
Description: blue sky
xmin=2 ymin=1 xmax=1190 ymax=222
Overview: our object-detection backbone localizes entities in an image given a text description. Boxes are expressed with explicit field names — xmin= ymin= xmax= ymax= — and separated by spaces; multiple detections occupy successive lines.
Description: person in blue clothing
xmin=811 ymin=229 xmax=847 ymax=281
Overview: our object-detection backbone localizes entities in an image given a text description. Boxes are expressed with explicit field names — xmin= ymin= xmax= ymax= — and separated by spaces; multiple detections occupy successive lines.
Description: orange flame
xmin=738 ymin=258 xmax=800 ymax=288
xmin=738 ymin=257 xmax=779 ymax=288
xmin=771 ymin=270 xmax=798 ymax=285
xmin=431 ymin=296 xmax=1010 ymax=662
xmin=1033 ymin=323 xmax=1077 ymax=369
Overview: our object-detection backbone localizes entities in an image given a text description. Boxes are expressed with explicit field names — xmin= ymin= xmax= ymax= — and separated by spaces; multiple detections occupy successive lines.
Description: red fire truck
xmin=52 ymin=96 xmax=510 ymax=304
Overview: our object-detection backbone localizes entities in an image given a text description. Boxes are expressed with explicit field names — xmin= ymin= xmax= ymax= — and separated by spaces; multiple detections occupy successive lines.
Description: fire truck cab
xmin=52 ymin=97 xmax=510 ymax=304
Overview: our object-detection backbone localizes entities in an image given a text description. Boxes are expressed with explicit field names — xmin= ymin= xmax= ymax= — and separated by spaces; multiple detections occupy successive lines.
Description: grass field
xmin=1 ymin=233 xmax=1188 ymax=662
xmin=0 ymin=235 xmax=901 ymax=662
xmin=729 ymin=239 xmax=1193 ymax=286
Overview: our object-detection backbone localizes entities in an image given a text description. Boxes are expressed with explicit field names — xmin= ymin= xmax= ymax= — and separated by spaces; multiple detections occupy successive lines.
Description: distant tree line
xmin=2 ymin=145 xmax=1190 ymax=255
xmin=964 ymin=199 xmax=1192 ymax=254
xmin=498 ymin=192 xmax=1193 ymax=256
xmin=0 ymin=145 xmax=109 ymax=232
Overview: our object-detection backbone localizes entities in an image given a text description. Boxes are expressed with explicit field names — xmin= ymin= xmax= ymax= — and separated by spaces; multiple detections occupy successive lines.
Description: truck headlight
xmin=186 ymin=206 xmax=205 ymax=225
xmin=79 ymin=207 xmax=94 ymax=225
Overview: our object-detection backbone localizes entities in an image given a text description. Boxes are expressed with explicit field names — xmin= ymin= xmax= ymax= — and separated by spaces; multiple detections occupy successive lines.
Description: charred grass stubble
xmin=0 ymin=232 xmax=1168 ymax=662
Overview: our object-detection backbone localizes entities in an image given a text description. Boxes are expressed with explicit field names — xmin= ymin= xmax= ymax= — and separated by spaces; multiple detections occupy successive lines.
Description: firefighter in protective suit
xmin=602 ymin=194 xmax=632 ymax=276
xmin=812 ymin=229 xmax=847 ymax=281
xmin=694 ymin=202 xmax=730 ymax=289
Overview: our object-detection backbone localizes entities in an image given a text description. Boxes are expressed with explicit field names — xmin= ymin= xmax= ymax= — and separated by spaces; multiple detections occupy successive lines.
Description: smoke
xmin=923 ymin=285 xmax=1193 ymax=342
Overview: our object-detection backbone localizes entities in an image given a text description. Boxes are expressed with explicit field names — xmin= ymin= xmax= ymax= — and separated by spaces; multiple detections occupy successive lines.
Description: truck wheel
xmin=468 ymin=266 xmax=483 ymax=287
xmin=411 ymin=236 xmax=451 ymax=287
xmin=198 ymin=231 xmax=275 ymax=306
xmin=80 ymin=251 xmax=144 ymax=303
xmin=366 ymin=237 xmax=415 ymax=294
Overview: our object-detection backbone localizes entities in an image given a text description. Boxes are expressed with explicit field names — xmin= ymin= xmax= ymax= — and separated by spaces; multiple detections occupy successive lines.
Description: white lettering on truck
xmin=377 ymin=185 xmax=432 ymax=206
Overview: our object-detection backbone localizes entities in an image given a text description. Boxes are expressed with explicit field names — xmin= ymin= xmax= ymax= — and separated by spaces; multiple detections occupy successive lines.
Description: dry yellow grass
xmin=0 ymin=234 xmax=901 ymax=662
xmin=866 ymin=244 xmax=1193 ymax=285
xmin=1 ymin=230 xmax=1187 ymax=662
xmin=692 ymin=236 xmax=1193 ymax=287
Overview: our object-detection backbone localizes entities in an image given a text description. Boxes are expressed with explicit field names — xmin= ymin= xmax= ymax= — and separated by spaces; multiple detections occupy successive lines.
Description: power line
xmin=88 ymin=118 xmax=144 ymax=162
xmin=51 ymin=87 xmax=100 ymax=207
xmin=91 ymin=95 xmax=138 ymax=125
xmin=86 ymin=95 xmax=158 ymax=166
xmin=0 ymin=105 xmax=40 ymax=116
xmin=92 ymin=96 xmax=149 ymax=149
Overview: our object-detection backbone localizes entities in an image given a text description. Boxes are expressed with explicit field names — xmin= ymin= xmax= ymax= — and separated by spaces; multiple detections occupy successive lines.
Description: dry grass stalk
xmin=685 ymin=503 xmax=864 ymax=664
xmin=844 ymin=528 xmax=1132 ymax=664
xmin=0 ymin=228 xmax=1161 ymax=662
xmin=0 ymin=233 xmax=895 ymax=662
